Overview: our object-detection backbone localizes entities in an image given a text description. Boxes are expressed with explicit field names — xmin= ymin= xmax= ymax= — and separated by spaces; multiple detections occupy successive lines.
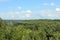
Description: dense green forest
xmin=0 ymin=18 xmax=60 ymax=40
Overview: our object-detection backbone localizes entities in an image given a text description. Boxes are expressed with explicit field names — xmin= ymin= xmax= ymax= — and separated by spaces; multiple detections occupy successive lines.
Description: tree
xmin=0 ymin=18 xmax=2 ymax=27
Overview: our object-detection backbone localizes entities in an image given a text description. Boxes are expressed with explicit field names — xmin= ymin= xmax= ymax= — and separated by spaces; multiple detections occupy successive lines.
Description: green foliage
xmin=0 ymin=20 xmax=60 ymax=40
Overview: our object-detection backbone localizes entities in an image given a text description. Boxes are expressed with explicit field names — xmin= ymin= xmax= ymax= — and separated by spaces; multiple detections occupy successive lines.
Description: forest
xmin=0 ymin=18 xmax=60 ymax=40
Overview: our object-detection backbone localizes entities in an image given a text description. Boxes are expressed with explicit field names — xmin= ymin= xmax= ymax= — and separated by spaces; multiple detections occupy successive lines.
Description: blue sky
xmin=0 ymin=0 xmax=60 ymax=20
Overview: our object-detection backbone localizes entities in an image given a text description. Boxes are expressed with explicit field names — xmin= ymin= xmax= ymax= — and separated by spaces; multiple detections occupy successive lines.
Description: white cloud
xmin=11 ymin=15 xmax=15 ymax=18
xmin=25 ymin=10 xmax=32 ymax=18
xmin=25 ymin=13 xmax=30 ymax=18
xmin=56 ymin=8 xmax=60 ymax=13
xmin=47 ymin=13 xmax=59 ymax=19
xmin=56 ymin=8 xmax=60 ymax=12
xmin=15 ymin=12 xmax=20 ymax=15
xmin=2 ymin=11 xmax=21 ymax=19
xmin=1 ymin=9 xmax=60 ymax=20
xmin=17 ymin=6 xmax=22 ymax=10
xmin=26 ymin=10 xmax=32 ymax=13
xmin=47 ymin=14 xmax=55 ymax=17
xmin=39 ymin=10 xmax=60 ymax=19
xmin=39 ymin=10 xmax=51 ymax=16
xmin=44 ymin=2 xmax=55 ymax=6
xmin=22 ymin=16 xmax=25 ymax=18
xmin=50 ymin=3 xmax=55 ymax=6
xmin=8 ymin=11 xmax=20 ymax=15
xmin=6 ymin=10 xmax=31 ymax=19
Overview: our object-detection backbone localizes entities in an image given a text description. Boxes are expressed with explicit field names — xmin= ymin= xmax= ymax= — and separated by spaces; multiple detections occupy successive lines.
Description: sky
xmin=0 ymin=0 xmax=60 ymax=20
